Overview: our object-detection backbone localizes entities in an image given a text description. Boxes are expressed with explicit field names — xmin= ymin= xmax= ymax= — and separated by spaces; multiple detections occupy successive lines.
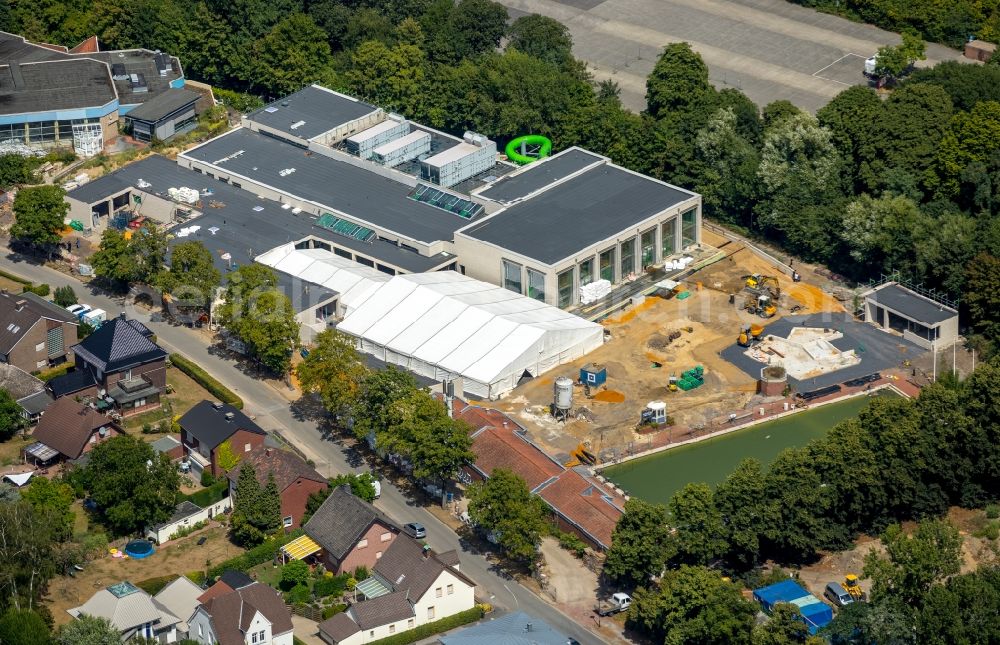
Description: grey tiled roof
xmin=304 ymin=486 xmax=397 ymax=561
xmin=72 ymin=317 xmax=167 ymax=373
xmin=374 ymin=536 xmax=476 ymax=601
xmin=350 ymin=591 xmax=413 ymax=630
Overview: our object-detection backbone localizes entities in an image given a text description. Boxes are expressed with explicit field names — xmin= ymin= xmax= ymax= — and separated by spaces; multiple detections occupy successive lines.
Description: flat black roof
xmin=0 ymin=60 xmax=115 ymax=113
xmin=123 ymin=87 xmax=198 ymax=123
xmin=68 ymin=155 xmax=449 ymax=274
xmin=460 ymin=162 xmax=696 ymax=265
xmin=867 ymin=284 xmax=956 ymax=325
xmin=478 ymin=148 xmax=602 ymax=203
xmin=247 ymin=85 xmax=379 ymax=140
xmin=183 ymin=128 xmax=478 ymax=244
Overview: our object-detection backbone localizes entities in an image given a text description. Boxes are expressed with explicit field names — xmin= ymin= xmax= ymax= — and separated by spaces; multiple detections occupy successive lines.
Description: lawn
xmin=125 ymin=366 xmax=214 ymax=431
xmin=0 ymin=433 xmax=33 ymax=467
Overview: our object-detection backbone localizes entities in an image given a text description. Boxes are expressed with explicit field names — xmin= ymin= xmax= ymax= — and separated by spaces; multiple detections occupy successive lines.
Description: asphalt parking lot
xmin=499 ymin=0 xmax=963 ymax=112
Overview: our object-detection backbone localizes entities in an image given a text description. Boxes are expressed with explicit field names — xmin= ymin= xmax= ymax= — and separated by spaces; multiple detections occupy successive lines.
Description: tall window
xmin=662 ymin=218 xmax=677 ymax=257
xmin=619 ymin=238 xmax=635 ymax=279
xmin=502 ymin=259 xmax=522 ymax=294
xmin=557 ymin=269 xmax=574 ymax=307
xmin=579 ymin=258 xmax=594 ymax=286
xmin=640 ymin=228 xmax=656 ymax=269
xmin=526 ymin=268 xmax=545 ymax=301
xmin=599 ymin=248 xmax=615 ymax=282
xmin=681 ymin=207 xmax=698 ymax=247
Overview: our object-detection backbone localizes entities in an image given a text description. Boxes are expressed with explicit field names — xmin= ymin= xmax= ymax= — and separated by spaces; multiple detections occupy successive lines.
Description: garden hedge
xmin=0 ymin=268 xmax=30 ymax=285
xmin=181 ymin=480 xmax=228 ymax=508
xmin=207 ymin=529 xmax=303 ymax=579
xmin=367 ymin=607 xmax=485 ymax=645
xmin=170 ymin=352 xmax=243 ymax=409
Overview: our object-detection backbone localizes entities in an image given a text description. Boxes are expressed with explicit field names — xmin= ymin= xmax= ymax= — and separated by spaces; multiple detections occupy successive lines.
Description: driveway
xmin=0 ymin=251 xmax=606 ymax=645
xmin=499 ymin=0 xmax=963 ymax=112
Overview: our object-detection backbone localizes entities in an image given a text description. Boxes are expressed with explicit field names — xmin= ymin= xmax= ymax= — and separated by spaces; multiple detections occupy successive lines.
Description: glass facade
xmin=662 ymin=218 xmax=677 ymax=257
xmin=558 ymin=269 xmax=573 ymax=307
xmin=620 ymin=238 xmax=635 ymax=279
xmin=682 ymin=207 xmax=698 ymax=247
xmin=599 ymin=248 xmax=615 ymax=282
xmin=579 ymin=258 xmax=594 ymax=286
xmin=641 ymin=228 xmax=656 ymax=269
xmin=503 ymin=259 xmax=522 ymax=294
xmin=527 ymin=268 xmax=545 ymax=301
xmin=0 ymin=118 xmax=101 ymax=149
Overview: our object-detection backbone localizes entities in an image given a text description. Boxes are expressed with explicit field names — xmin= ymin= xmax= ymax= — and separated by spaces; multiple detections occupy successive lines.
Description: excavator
xmin=745 ymin=274 xmax=781 ymax=298
xmin=844 ymin=574 xmax=867 ymax=602
xmin=738 ymin=323 xmax=765 ymax=347
xmin=744 ymin=293 xmax=777 ymax=318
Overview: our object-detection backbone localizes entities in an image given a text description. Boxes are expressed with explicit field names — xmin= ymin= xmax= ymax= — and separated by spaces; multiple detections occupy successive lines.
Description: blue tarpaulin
xmin=753 ymin=580 xmax=833 ymax=635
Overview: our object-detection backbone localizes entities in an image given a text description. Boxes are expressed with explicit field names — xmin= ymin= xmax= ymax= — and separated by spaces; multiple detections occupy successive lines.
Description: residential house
xmin=178 ymin=400 xmax=267 ymax=478
xmin=198 ymin=571 xmax=254 ymax=604
xmin=188 ymin=580 xmax=293 ymax=645
xmin=0 ymin=290 xmax=78 ymax=373
xmin=69 ymin=581 xmax=182 ymax=642
xmin=47 ymin=314 xmax=168 ymax=417
xmin=153 ymin=576 xmax=205 ymax=641
xmin=0 ymin=362 xmax=52 ymax=424
xmin=226 ymin=446 xmax=327 ymax=530
xmin=25 ymin=397 xmax=122 ymax=465
xmin=303 ymin=485 xmax=399 ymax=575
xmin=318 ymin=536 xmax=476 ymax=645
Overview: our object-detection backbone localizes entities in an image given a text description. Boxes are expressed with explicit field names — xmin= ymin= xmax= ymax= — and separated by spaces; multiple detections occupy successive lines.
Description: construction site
xmin=492 ymin=229 xmax=922 ymax=469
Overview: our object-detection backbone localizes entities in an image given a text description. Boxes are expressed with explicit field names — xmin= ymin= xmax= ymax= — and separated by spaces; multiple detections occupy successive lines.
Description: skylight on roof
xmin=264 ymin=106 xmax=279 ymax=113
xmin=408 ymin=184 xmax=484 ymax=220
xmin=107 ymin=581 xmax=141 ymax=598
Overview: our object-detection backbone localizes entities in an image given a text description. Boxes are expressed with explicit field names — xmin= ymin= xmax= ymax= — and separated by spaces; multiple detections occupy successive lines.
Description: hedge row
xmin=36 ymin=362 xmax=72 ymax=382
xmin=182 ymin=480 xmax=228 ymax=508
xmin=206 ymin=529 xmax=303 ymax=579
xmin=170 ymin=352 xmax=243 ymax=409
xmin=0 ymin=268 xmax=30 ymax=285
xmin=367 ymin=607 xmax=486 ymax=645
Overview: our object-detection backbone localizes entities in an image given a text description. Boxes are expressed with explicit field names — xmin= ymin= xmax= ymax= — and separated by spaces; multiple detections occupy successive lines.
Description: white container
xmin=82 ymin=308 xmax=107 ymax=325
xmin=372 ymin=131 xmax=431 ymax=167
xmin=554 ymin=377 xmax=573 ymax=412
xmin=345 ymin=115 xmax=409 ymax=159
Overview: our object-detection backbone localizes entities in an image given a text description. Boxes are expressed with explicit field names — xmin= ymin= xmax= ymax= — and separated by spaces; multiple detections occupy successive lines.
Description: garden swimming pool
xmin=124 ymin=540 xmax=155 ymax=559
xmin=602 ymin=391 xmax=899 ymax=505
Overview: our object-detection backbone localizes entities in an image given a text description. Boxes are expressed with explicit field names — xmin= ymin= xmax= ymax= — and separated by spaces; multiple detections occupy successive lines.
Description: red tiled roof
xmin=197 ymin=581 xmax=234 ymax=604
xmin=469 ymin=426 xmax=563 ymax=491
xmin=225 ymin=446 xmax=326 ymax=491
xmin=31 ymin=397 xmax=120 ymax=459
xmin=536 ymin=470 xmax=624 ymax=550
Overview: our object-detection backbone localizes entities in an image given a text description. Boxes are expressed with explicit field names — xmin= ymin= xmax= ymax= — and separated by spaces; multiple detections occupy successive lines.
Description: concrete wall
xmin=453 ymin=197 xmax=701 ymax=307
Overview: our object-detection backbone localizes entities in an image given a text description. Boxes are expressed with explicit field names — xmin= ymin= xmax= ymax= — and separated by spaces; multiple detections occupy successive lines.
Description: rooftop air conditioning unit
xmin=224 ymin=412 xmax=235 ymax=421
xmin=212 ymin=402 xmax=224 ymax=410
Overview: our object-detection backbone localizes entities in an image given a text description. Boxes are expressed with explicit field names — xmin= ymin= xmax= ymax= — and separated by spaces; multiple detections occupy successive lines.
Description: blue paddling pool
xmin=124 ymin=540 xmax=155 ymax=559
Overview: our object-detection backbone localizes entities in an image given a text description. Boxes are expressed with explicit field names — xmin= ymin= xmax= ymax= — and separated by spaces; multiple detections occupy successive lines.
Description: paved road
xmin=0 ymin=253 xmax=607 ymax=645
xmin=500 ymin=0 xmax=963 ymax=112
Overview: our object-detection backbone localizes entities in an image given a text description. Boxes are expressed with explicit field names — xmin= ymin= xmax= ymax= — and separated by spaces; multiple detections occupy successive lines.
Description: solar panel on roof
xmin=407 ymin=183 xmax=483 ymax=220
xmin=315 ymin=212 xmax=376 ymax=243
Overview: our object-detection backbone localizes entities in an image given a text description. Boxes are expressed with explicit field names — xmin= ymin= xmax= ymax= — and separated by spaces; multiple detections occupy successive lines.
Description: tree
xmin=386 ymin=389 xmax=473 ymax=489
xmin=603 ymin=498 xmax=672 ymax=587
xmin=21 ymin=478 xmax=74 ymax=542
xmin=218 ymin=265 xmax=299 ymax=374
xmin=296 ymin=328 xmax=367 ymax=418
xmin=0 ymin=500 xmax=59 ymax=613
xmin=864 ymin=519 xmax=962 ymax=607
xmin=215 ymin=440 xmax=241 ymax=473
xmin=448 ymin=0 xmax=508 ymax=60
xmin=346 ymin=39 xmax=426 ymax=115
xmin=840 ymin=194 xmax=930 ymax=278
xmin=907 ymin=60 xmax=1000 ymax=112
xmin=330 ymin=472 xmax=378 ymax=503
xmin=0 ymin=608 xmax=51 ymax=645
xmin=11 ymin=186 xmax=69 ymax=253
xmin=280 ymin=559 xmax=309 ymax=590
xmin=84 ymin=435 xmax=179 ymax=536
xmin=507 ymin=14 xmax=574 ymax=67
xmin=52 ymin=285 xmax=77 ymax=308
xmin=56 ymin=615 xmax=120 ymax=645
xmin=934 ymin=100 xmax=1000 ymax=198
xmin=645 ymin=42 xmax=715 ymax=124
xmin=694 ymin=107 xmax=760 ymax=226
xmin=873 ymin=32 xmax=926 ymax=82
xmin=817 ymin=85 xmax=884 ymax=193
xmin=353 ymin=367 xmax=418 ymax=441
xmin=157 ymin=241 xmax=220 ymax=309
xmin=0 ymin=390 xmax=27 ymax=441
xmin=467 ymin=469 xmax=546 ymax=562
xmin=91 ymin=223 xmax=168 ymax=287
xmin=626 ymin=565 xmax=755 ymax=645
xmin=713 ymin=458 xmax=775 ymax=568
xmin=752 ymin=602 xmax=809 ymax=645
xmin=763 ymin=447 xmax=839 ymax=562
xmin=230 ymin=463 xmax=281 ymax=546
xmin=0 ymin=155 xmax=38 ymax=191
xmin=668 ymin=482 xmax=727 ymax=566
xmin=251 ymin=14 xmax=334 ymax=96
xmin=875 ymin=83 xmax=953 ymax=198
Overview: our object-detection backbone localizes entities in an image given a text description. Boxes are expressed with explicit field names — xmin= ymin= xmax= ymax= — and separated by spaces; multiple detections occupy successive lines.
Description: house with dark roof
xmin=188 ymin=581 xmax=293 ymax=645
xmin=0 ymin=290 xmax=78 ymax=374
xmin=226 ymin=446 xmax=327 ymax=530
xmin=317 ymin=536 xmax=476 ymax=645
xmin=26 ymin=397 xmax=122 ymax=464
xmin=0 ymin=363 xmax=52 ymax=424
xmin=304 ymin=486 xmax=399 ymax=575
xmin=47 ymin=314 xmax=168 ymax=417
xmin=178 ymin=401 xmax=267 ymax=477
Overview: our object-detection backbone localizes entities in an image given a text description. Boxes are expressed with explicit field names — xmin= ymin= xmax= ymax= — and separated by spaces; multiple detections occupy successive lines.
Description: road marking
xmin=812 ymin=52 xmax=866 ymax=86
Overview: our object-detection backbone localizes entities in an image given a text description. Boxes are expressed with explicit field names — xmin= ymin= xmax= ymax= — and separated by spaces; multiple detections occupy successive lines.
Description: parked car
xmin=66 ymin=304 xmax=86 ymax=315
xmin=824 ymin=582 xmax=854 ymax=607
xmin=597 ymin=592 xmax=632 ymax=616
xmin=403 ymin=522 xmax=426 ymax=539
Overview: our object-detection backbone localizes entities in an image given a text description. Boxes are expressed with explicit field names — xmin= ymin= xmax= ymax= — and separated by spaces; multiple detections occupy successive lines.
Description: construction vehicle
xmin=745 ymin=294 xmax=777 ymax=318
xmin=745 ymin=274 xmax=781 ymax=298
xmin=738 ymin=323 xmax=765 ymax=347
xmin=597 ymin=593 xmax=632 ymax=616
xmin=566 ymin=443 xmax=597 ymax=467
xmin=843 ymin=574 xmax=867 ymax=602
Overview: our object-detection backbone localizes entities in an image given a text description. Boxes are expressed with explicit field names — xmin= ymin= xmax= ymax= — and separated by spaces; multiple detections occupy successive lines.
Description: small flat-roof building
xmin=123 ymin=88 xmax=199 ymax=143
xmin=862 ymin=281 xmax=958 ymax=351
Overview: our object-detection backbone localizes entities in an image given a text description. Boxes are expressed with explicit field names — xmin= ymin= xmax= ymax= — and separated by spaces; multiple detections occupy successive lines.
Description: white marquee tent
xmin=337 ymin=272 xmax=604 ymax=399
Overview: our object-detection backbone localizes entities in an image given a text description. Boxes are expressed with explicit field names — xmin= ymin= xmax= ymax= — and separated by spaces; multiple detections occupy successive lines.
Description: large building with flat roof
xmin=0 ymin=31 xmax=185 ymax=155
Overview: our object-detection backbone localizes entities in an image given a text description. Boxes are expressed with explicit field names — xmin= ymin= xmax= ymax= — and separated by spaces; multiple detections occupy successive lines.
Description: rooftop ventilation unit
xmin=290 ymin=120 xmax=306 ymax=130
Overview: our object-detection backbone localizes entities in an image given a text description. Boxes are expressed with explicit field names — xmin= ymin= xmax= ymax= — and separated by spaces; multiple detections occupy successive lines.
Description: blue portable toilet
xmin=579 ymin=363 xmax=607 ymax=386
xmin=753 ymin=579 xmax=833 ymax=635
